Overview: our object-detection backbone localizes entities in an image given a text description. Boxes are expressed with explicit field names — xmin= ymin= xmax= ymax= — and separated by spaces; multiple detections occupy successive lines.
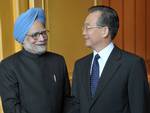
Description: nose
xmin=82 ymin=27 xmax=87 ymax=36
xmin=38 ymin=34 xmax=47 ymax=41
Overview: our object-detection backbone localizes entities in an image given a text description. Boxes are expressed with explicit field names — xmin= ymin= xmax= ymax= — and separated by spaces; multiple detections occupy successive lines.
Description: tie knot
xmin=94 ymin=54 xmax=100 ymax=60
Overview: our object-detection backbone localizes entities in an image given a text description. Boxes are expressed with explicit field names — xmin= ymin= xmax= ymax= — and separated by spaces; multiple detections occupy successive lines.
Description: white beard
xmin=23 ymin=40 xmax=47 ymax=55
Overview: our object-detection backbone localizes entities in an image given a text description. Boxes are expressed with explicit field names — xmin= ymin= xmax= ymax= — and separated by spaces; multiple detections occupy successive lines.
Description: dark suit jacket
xmin=71 ymin=46 xmax=150 ymax=113
xmin=0 ymin=49 xmax=70 ymax=113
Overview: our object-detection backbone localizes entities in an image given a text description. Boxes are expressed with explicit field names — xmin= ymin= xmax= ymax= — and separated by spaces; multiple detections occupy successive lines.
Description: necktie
xmin=90 ymin=54 xmax=100 ymax=97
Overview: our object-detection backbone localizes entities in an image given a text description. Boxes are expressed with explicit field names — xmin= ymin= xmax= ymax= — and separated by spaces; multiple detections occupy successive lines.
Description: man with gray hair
xmin=0 ymin=8 xmax=70 ymax=113
xmin=70 ymin=5 xmax=150 ymax=113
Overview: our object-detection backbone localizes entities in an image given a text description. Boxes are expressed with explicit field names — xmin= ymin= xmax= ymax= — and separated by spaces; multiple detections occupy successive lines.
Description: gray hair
xmin=88 ymin=5 xmax=119 ymax=40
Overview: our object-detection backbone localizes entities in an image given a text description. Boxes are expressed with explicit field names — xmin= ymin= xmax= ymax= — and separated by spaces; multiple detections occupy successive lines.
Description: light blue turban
xmin=13 ymin=8 xmax=46 ymax=43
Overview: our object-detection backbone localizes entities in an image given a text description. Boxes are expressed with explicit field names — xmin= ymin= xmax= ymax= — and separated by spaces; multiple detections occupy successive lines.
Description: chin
xmin=38 ymin=48 xmax=47 ymax=54
xmin=85 ymin=42 xmax=92 ymax=48
xmin=36 ymin=51 xmax=46 ymax=55
xmin=33 ymin=45 xmax=47 ymax=55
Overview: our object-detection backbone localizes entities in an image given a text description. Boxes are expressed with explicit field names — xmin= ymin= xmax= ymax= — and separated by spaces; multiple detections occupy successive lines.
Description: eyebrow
xmin=84 ymin=23 xmax=98 ymax=26
xmin=29 ymin=29 xmax=46 ymax=34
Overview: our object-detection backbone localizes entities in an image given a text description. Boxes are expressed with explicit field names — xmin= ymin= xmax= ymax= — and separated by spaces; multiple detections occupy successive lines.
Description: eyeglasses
xmin=82 ymin=25 xmax=103 ymax=31
xmin=26 ymin=29 xmax=49 ymax=40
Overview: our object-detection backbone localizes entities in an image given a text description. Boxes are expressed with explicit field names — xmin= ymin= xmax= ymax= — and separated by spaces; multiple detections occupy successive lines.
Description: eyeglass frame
xmin=26 ymin=29 xmax=49 ymax=40
xmin=82 ymin=25 xmax=104 ymax=31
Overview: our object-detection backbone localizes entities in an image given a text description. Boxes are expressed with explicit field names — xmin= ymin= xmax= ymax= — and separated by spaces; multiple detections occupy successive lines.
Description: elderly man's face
xmin=82 ymin=11 xmax=109 ymax=52
xmin=23 ymin=20 xmax=48 ymax=54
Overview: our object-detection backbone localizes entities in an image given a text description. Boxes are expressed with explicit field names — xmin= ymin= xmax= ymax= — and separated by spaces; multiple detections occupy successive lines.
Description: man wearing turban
xmin=0 ymin=8 xmax=70 ymax=113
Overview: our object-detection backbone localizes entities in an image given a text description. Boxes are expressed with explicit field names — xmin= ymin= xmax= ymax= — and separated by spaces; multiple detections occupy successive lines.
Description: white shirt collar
xmin=93 ymin=42 xmax=114 ymax=60
xmin=91 ymin=42 xmax=114 ymax=77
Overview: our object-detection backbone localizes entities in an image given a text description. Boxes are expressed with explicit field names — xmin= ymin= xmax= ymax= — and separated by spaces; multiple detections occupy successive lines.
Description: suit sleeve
xmin=63 ymin=61 xmax=80 ymax=113
xmin=69 ymin=61 xmax=80 ymax=113
xmin=61 ymin=57 xmax=72 ymax=113
xmin=128 ymin=58 xmax=150 ymax=113
xmin=0 ymin=63 xmax=28 ymax=113
xmin=62 ymin=57 xmax=71 ymax=100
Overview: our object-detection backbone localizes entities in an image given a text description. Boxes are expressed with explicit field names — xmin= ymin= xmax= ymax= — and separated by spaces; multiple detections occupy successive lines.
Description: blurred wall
xmin=101 ymin=0 xmax=150 ymax=79
xmin=0 ymin=0 xmax=150 ymax=80
xmin=0 ymin=0 xmax=14 ymax=58
xmin=45 ymin=0 xmax=93 ymax=78
xmin=0 ymin=0 xmax=94 ymax=80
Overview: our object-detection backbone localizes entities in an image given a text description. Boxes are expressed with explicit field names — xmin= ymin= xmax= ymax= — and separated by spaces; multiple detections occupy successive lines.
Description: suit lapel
xmin=90 ymin=46 xmax=122 ymax=107
xmin=82 ymin=53 xmax=93 ymax=100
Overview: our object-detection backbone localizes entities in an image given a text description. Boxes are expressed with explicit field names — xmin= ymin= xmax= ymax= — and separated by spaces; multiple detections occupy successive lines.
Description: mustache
xmin=35 ymin=42 xmax=47 ymax=45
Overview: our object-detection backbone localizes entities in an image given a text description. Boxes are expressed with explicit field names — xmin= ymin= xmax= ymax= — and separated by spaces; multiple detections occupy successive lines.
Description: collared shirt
xmin=91 ymin=42 xmax=114 ymax=77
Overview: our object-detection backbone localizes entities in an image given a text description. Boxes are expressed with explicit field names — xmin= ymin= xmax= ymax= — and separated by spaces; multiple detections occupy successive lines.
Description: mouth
xmin=36 ymin=43 xmax=47 ymax=46
xmin=84 ymin=37 xmax=89 ymax=41
xmin=83 ymin=35 xmax=89 ymax=39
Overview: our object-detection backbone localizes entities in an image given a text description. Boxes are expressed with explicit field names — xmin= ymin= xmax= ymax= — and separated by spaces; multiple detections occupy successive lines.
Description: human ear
xmin=101 ymin=26 xmax=109 ymax=38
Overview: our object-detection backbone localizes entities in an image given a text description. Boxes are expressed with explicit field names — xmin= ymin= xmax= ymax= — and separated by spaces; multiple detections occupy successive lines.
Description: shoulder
xmin=113 ymin=46 xmax=145 ymax=66
xmin=0 ymin=51 xmax=22 ymax=67
xmin=74 ymin=53 xmax=93 ymax=65
xmin=45 ymin=51 xmax=66 ymax=63
xmin=0 ymin=52 xmax=23 ymax=75
xmin=120 ymin=48 xmax=144 ymax=63
xmin=46 ymin=51 xmax=65 ymax=59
